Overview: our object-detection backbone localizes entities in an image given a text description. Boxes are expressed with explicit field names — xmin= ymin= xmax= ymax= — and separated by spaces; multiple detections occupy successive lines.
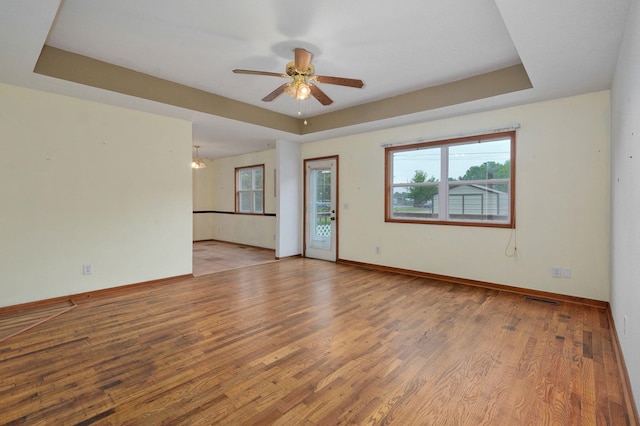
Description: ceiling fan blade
xmin=233 ymin=69 xmax=285 ymax=78
xmin=294 ymin=48 xmax=312 ymax=73
xmin=314 ymin=75 xmax=364 ymax=88
xmin=310 ymin=85 xmax=333 ymax=106
xmin=262 ymin=84 xmax=287 ymax=102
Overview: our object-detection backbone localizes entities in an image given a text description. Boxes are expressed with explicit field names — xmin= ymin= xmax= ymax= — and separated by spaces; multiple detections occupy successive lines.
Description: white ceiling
xmin=0 ymin=0 xmax=632 ymax=159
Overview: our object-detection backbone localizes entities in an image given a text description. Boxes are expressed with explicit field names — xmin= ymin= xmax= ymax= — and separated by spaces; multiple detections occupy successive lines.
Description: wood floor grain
xmin=0 ymin=258 xmax=635 ymax=425
xmin=192 ymin=240 xmax=277 ymax=276
xmin=0 ymin=300 xmax=76 ymax=343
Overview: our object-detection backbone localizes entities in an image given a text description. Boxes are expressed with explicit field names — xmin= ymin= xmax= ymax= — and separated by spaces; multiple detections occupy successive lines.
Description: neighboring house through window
xmin=236 ymin=164 xmax=264 ymax=214
xmin=385 ymin=131 xmax=515 ymax=228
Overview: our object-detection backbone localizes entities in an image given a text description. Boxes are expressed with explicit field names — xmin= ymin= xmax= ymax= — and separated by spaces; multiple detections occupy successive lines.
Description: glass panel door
xmin=305 ymin=157 xmax=337 ymax=261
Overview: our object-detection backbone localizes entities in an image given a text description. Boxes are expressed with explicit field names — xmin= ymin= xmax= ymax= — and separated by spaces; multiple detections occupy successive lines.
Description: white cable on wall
xmin=505 ymin=227 xmax=518 ymax=258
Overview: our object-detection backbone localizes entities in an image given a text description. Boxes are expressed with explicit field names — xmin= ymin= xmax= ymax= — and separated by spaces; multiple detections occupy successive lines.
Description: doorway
xmin=304 ymin=156 xmax=338 ymax=261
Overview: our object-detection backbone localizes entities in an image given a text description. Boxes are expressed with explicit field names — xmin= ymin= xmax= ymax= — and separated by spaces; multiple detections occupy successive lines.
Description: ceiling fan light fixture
xmin=295 ymin=82 xmax=311 ymax=100
xmin=285 ymin=79 xmax=311 ymax=100
xmin=232 ymin=47 xmax=363 ymax=107
xmin=298 ymin=82 xmax=311 ymax=99
xmin=284 ymin=83 xmax=295 ymax=98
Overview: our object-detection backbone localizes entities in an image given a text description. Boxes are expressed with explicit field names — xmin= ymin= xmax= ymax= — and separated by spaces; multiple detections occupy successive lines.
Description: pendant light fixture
xmin=191 ymin=145 xmax=207 ymax=169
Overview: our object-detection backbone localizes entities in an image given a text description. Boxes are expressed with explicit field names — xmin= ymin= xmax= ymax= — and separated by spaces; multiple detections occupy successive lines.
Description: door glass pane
xmin=310 ymin=169 xmax=331 ymax=249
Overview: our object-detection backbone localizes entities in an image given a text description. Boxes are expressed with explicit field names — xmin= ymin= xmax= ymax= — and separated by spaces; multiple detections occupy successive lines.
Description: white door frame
xmin=304 ymin=156 xmax=338 ymax=262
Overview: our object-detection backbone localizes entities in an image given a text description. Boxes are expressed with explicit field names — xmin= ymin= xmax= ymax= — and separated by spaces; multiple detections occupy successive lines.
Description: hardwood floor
xmin=0 ymin=258 xmax=636 ymax=425
xmin=193 ymin=240 xmax=278 ymax=276
xmin=0 ymin=300 xmax=76 ymax=343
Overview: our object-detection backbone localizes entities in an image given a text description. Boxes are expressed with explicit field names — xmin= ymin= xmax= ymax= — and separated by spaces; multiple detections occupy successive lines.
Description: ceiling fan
xmin=232 ymin=48 xmax=364 ymax=106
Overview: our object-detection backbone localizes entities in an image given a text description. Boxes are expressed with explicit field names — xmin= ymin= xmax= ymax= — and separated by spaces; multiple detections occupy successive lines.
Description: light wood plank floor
xmin=0 ymin=258 xmax=636 ymax=425
xmin=193 ymin=240 xmax=277 ymax=276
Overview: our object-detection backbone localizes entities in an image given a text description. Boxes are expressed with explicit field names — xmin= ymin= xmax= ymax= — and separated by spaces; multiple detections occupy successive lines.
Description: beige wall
xmin=302 ymin=91 xmax=611 ymax=301
xmin=611 ymin=0 xmax=640 ymax=410
xmin=192 ymin=158 xmax=214 ymax=241
xmin=0 ymin=83 xmax=193 ymax=307
xmin=193 ymin=150 xmax=276 ymax=249
xmin=197 ymin=92 xmax=610 ymax=300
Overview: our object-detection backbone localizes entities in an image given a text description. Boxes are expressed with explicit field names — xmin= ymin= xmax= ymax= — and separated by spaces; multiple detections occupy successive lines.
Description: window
xmin=236 ymin=165 xmax=264 ymax=214
xmin=385 ymin=131 xmax=515 ymax=227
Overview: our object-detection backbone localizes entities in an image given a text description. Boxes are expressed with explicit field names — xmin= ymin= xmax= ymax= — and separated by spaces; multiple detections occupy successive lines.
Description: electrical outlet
xmin=562 ymin=268 xmax=572 ymax=279
xmin=83 ymin=264 xmax=93 ymax=275
xmin=551 ymin=266 xmax=562 ymax=278
xmin=375 ymin=246 xmax=381 ymax=254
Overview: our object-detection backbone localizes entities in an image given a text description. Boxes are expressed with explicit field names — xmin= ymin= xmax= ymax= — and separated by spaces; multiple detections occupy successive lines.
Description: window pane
xmin=239 ymin=169 xmax=252 ymax=190
xmin=385 ymin=131 xmax=514 ymax=227
xmin=392 ymin=147 xmax=440 ymax=185
xmin=391 ymin=185 xmax=439 ymax=220
xmin=253 ymin=167 xmax=263 ymax=190
xmin=239 ymin=191 xmax=251 ymax=212
xmin=449 ymin=138 xmax=511 ymax=181
xmin=253 ymin=191 xmax=263 ymax=213
xmin=447 ymin=138 xmax=511 ymax=222
xmin=448 ymin=182 xmax=509 ymax=221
